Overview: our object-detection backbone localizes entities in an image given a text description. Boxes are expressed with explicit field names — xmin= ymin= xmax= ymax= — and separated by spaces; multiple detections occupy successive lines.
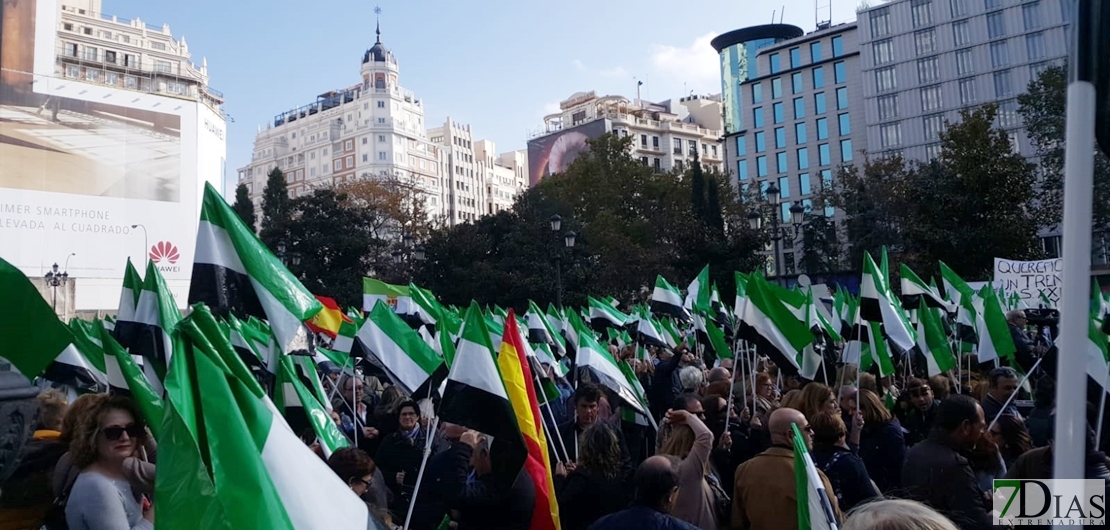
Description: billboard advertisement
xmin=526 ymin=119 xmax=609 ymax=185
xmin=0 ymin=0 xmax=225 ymax=310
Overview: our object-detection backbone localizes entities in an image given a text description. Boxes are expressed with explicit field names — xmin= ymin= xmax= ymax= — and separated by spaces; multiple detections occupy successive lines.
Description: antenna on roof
xmin=780 ymin=5 xmax=786 ymax=24
xmin=771 ymin=9 xmax=777 ymax=23
xmin=374 ymin=5 xmax=382 ymax=42
xmin=816 ymin=0 xmax=833 ymax=29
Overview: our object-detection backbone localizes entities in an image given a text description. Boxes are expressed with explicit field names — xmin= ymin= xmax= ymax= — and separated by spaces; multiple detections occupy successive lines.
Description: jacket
xmin=553 ymin=419 xmax=633 ymax=474
xmin=857 ymin=418 xmax=906 ymax=493
xmin=901 ymin=433 xmax=994 ymax=530
xmin=375 ymin=429 xmax=432 ymax=517
xmin=810 ymin=444 xmax=880 ymax=512
xmin=454 ymin=468 xmax=535 ymax=530
xmin=899 ymin=401 xmax=939 ymax=447
xmin=407 ymin=442 xmax=473 ymax=530
xmin=556 ymin=468 xmax=631 ymax=530
xmin=981 ymin=394 xmax=1020 ymax=424
xmin=588 ymin=506 xmax=701 ymax=530
xmin=668 ymin=416 xmax=717 ymax=530
xmin=732 ymin=446 xmax=842 ymax=530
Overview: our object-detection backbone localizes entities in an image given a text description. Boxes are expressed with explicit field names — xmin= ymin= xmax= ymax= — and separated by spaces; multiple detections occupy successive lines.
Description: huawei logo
xmin=149 ymin=241 xmax=180 ymax=264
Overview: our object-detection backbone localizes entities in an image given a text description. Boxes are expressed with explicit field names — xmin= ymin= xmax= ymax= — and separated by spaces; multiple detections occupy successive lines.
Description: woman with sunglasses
xmin=64 ymin=395 xmax=153 ymax=530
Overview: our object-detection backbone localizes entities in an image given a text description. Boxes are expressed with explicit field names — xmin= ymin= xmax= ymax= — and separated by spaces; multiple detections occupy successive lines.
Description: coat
xmin=901 ymin=433 xmax=994 ymax=530
xmin=668 ymin=417 xmax=717 ymax=530
xmin=556 ymin=468 xmax=631 ymax=530
xmin=588 ymin=506 xmax=701 ymax=530
xmin=857 ymin=418 xmax=906 ymax=493
xmin=375 ymin=429 xmax=432 ymax=517
xmin=732 ymin=446 xmax=842 ymax=530
xmin=407 ymin=442 xmax=473 ymax=530
xmin=454 ymin=468 xmax=535 ymax=530
xmin=810 ymin=444 xmax=880 ymax=512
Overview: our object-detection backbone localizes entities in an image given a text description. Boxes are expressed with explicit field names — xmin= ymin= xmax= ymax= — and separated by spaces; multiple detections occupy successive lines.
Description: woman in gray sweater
xmin=64 ymin=396 xmax=154 ymax=530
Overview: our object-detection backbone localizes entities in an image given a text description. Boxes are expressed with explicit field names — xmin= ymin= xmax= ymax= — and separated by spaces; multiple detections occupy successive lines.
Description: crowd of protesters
xmin=3 ymin=328 xmax=1110 ymax=530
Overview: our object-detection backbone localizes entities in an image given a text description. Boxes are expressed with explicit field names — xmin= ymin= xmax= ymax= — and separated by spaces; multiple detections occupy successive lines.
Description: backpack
xmin=705 ymin=471 xmax=731 ymax=526
xmin=38 ymin=468 xmax=77 ymax=530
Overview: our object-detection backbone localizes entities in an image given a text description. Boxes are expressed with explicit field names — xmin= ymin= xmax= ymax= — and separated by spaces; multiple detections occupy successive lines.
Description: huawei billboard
xmin=0 ymin=0 xmax=226 ymax=310
xmin=526 ymin=120 xmax=609 ymax=186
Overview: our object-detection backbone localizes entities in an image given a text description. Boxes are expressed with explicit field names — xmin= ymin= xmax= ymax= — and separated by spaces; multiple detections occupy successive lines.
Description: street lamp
xmin=131 ymin=224 xmax=148 ymax=259
xmin=550 ymin=214 xmax=562 ymax=232
xmin=44 ymin=261 xmax=70 ymax=312
xmin=414 ymin=245 xmax=426 ymax=262
xmin=564 ymin=231 xmax=576 ymax=249
xmin=552 ymin=216 xmax=575 ymax=308
xmin=392 ymin=250 xmax=403 ymax=264
xmin=759 ymin=183 xmax=808 ymax=282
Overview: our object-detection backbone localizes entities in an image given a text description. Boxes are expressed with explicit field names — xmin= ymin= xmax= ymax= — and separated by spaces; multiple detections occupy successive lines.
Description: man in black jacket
xmin=453 ymin=434 xmax=535 ymax=530
xmin=902 ymin=395 xmax=994 ymax=530
xmin=407 ymin=423 xmax=476 ymax=530
xmin=554 ymin=383 xmax=633 ymax=473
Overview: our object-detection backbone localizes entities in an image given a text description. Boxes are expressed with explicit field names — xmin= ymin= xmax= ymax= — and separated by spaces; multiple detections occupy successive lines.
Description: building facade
xmin=715 ymin=23 xmax=866 ymax=276
xmin=856 ymin=0 xmax=1072 ymax=161
xmin=475 ymin=140 xmax=527 ymax=215
xmin=527 ymin=91 xmax=724 ymax=184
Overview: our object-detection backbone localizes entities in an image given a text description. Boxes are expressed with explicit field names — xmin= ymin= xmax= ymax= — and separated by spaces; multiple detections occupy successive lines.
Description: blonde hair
xmin=799 ymin=383 xmax=835 ymax=422
xmin=859 ymin=389 xmax=893 ymax=425
xmin=842 ymin=499 xmax=959 ymax=530
xmin=70 ymin=396 xmax=147 ymax=469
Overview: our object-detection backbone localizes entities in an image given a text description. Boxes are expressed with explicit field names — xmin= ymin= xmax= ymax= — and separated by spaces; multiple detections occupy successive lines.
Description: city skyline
xmin=100 ymin=0 xmax=860 ymax=195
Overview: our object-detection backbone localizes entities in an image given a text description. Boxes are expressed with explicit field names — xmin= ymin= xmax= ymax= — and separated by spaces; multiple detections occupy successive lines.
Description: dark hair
xmin=1033 ymin=381 xmax=1055 ymax=408
xmin=579 ymin=422 xmax=621 ymax=480
xmin=395 ymin=399 xmax=419 ymax=421
xmin=671 ymin=392 xmax=701 ymax=413
xmin=633 ymin=455 xmax=681 ymax=509
xmin=327 ymin=447 xmax=376 ymax=485
xmin=989 ymin=367 xmax=1019 ymax=387
xmin=573 ymin=383 xmax=602 ymax=405
xmin=70 ymin=395 xmax=148 ymax=469
xmin=933 ymin=394 xmax=982 ymax=433
xmin=905 ymin=378 xmax=930 ymax=393
xmin=994 ymin=415 xmax=1033 ymax=461
xmin=811 ymin=411 xmax=847 ymax=445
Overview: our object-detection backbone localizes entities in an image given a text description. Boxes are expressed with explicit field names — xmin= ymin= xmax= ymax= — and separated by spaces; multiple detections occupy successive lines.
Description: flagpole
xmin=724 ymin=339 xmax=741 ymax=433
xmin=534 ymin=370 xmax=571 ymax=463
xmin=988 ymin=357 xmax=1044 ymax=431
xmin=402 ymin=415 xmax=439 ymax=530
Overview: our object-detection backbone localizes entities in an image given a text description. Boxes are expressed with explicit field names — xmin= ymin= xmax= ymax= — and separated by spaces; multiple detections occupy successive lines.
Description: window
xmin=752 ymin=83 xmax=763 ymax=104
xmin=987 ymin=12 xmax=1006 ymax=38
xmin=738 ymin=161 xmax=749 ymax=180
xmin=753 ymin=107 xmax=764 ymax=128
xmin=793 ymin=98 xmax=805 ymax=119
xmin=959 ymin=77 xmax=977 ymax=104
xmin=994 ymin=70 xmax=1012 ymax=97
xmin=878 ymin=94 xmax=899 ymax=120
xmin=817 ymin=118 xmax=829 ymax=140
xmin=736 ymin=136 xmax=747 ymax=156
xmin=1030 ymin=61 xmax=1050 ymax=79
xmin=120 ymin=35 xmax=130 ymax=44
xmin=773 ymin=102 xmax=785 ymax=124
xmin=641 ymin=134 xmax=648 ymax=146
xmin=840 ymin=139 xmax=854 ymax=162
xmin=755 ymin=131 xmax=766 ymax=152
xmin=914 ymin=29 xmax=937 ymax=55
xmin=800 ymin=173 xmax=812 ymax=195
xmin=925 ymin=143 xmax=943 ymax=160
xmin=154 ymin=60 xmax=171 ymax=73
xmin=880 ymin=123 xmax=902 ymax=148
xmin=870 ymin=7 xmax=891 ymax=37
xmin=776 ymin=152 xmax=788 ymax=173
xmin=813 ymin=66 xmax=825 ymax=89
xmin=950 ymin=0 xmax=967 ymax=17
xmin=150 ymin=41 xmax=166 ymax=51
xmin=836 ymin=87 xmax=849 ymax=110
xmin=378 ymin=151 xmax=387 ymax=160
xmin=334 ymin=160 xmax=343 ymax=171
xmin=757 ymin=156 xmax=768 ymax=176
xmin=912 ymin=0 xmax=933 ymax=27
xmin=63 ymin=42 xmax=77 ymax=57
xmin=792 ymin=72 xmax=804 ymax=94
xmin=778 ymin=177 xmax=792 ymax=199
xmin=956 ymin=49 xmax=974 ymax=75
xmin=990 ymin=41 xmax=1009 ymax=67
xmin=819 ymin=144 xmax=831 ymax=165
xmin=1026 ymin=33 xmax=1046 ymax=60
xmin=838 ymin=113 xmax=851 ymax=135
xmin=124 ymin=54 xmax=136 ymax=67
xmin=1023 ymin=2 xmax=1041 ymax=30
xmin=875 ymin=67 xmax=897 ymax=92
xmin=834 ymin=62 xmax=848 ymax=84
xmin=775 ymin=127 xmax=786 ymax=148
xmin=104 ymin=51 xmax=116 ymax=64
xmin=378 ymin=134 xmax=386 ymax=142
xmin=795 ymin=122 xmax=807 ymax=143
xmin=815 ymin=92 xmax=827 ymax=114
xmin=923 ymin=114 xmax=945 ymax=140
xmin=83 ymin=46 xmax=98 ymax=61
xmin=654 ymin=136 xmax=660 ymax=148
xmin=1008 ymin=131 xmax=1021 ymax=153
xmin=918 ymin=57 xmax=940 ymax=83
xmin=811 ymin=41 xmax=823 ymax=62
xmin=790 ymin=47 xmax=802 ymax=68
xmin=873 ymin=39 xmax=894 ymax=65
xmin=673 ymin=138 xmax=682 ymax=154
xmin=920 ymin=85 xmax=943 ymax=111
xmin=63 ymin=22 xmax=73 ymax=31
xmin=772 ymin=78 xmax=783 ymax=99
xmin=363 ymin=154 xmax=369 ymax=162
xmin=377 ymin=101 xmax=385 ymax=108
xmin=985 ymin=0 xmax=1002 ymax=9
xmin=953 ymin=21 xmax=971 ymax=47
xmin=797 ymin=148 xmax=810 ymax=170
xmin=997 ymin=99 xmax=1020 ymax=128
xmin=832 ymin=36 xmax=844 ymax=57
xmin=82 ymin=26 xmax=91 ymax=35
xmin=770 ymin=53 xmax=781 ymax=73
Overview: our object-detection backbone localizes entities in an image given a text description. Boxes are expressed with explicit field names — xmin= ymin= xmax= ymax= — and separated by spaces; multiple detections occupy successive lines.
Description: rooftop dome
xmin=362 ymin=21 xmax=396 ymax=65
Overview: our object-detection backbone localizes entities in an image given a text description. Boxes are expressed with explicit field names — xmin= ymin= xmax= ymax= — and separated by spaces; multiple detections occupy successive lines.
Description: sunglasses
xmin=101 ymin=423 xmax=144 ymax=441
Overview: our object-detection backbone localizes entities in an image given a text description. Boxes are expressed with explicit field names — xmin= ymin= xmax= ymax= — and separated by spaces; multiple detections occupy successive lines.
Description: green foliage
xmin=824 ymin=105 xmax=1042 ymax=280
xmin=259 ymin=167 xmax=292 ymax=249
xmin=1017 ymin=64 xmax=1110 ymax=230
xmin=232 ymin=183 xmax=256 ymax=232
xmin=414 ymin=133 xmax=765 ymax=309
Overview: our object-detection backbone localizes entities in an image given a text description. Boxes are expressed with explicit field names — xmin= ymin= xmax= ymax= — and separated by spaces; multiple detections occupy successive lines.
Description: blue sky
xmin=104 ymin=0 xmax=859 ymax=195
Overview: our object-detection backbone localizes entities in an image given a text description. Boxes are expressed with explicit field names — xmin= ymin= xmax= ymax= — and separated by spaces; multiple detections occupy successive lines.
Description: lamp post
xmin=550 ymin=214 xmax=577 ymax=308
xmin=750 ymin=183 xmax=807 ymax=283
xmin=275 ymin=242 xmax=301 ymax=268
xmin=44 ymin=260 xmax=70 ymax=312
xmin=392 ymin=235 xmax=425 ymax=283
xmin=131 ymin=224 xmax=148 ymax=260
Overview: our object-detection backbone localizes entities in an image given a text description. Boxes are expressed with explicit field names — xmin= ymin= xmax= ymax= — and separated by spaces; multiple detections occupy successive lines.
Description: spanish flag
xmin=498 ymin=312 xmax=561 ymax=530
xmin=307 ymin=295 xmax=349 ymax=339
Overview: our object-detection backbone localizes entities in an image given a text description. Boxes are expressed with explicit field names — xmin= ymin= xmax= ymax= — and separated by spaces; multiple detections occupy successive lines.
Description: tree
xmin=821 ymin=156 xmax=909 ymax=269
xmin=1018 ymin=64 xmax=1110 ymax=231
xmin=232 ymin=183 xmax=256 ymax=232
xmin=798 ymin=205 xmax=842 ymax=275
xmin=259 ymin=167 xmax=292 ymax=249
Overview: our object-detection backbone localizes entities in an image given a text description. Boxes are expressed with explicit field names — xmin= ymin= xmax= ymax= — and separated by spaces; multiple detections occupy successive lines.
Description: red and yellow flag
xmin=306 ymin=295 xmax=350 ymax=338
xmin=498 ymin=312 xmax=561 ymax=530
